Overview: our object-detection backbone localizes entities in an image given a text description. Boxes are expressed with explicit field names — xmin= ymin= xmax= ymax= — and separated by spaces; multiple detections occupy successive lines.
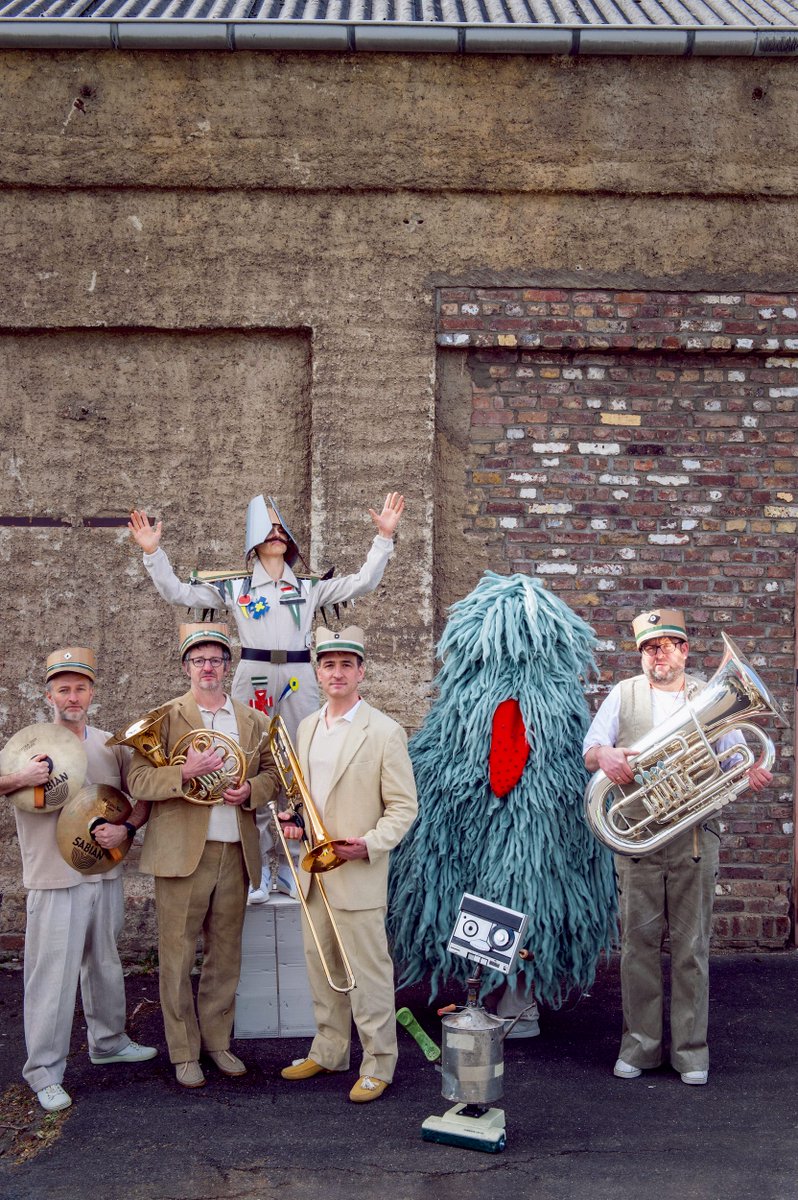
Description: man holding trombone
xmin=277 ymin=625 xmax=417 ymax=1103
xmin=583 ymin=607 xmax=774 ymax=1087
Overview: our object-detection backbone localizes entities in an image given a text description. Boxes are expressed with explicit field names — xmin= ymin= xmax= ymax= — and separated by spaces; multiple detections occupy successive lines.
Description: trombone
xmin=268 ymin=715 xmax=356 ymax=995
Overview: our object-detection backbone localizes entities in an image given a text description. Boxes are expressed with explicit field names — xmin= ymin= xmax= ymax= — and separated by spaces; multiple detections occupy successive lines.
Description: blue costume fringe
xmin=388 ymin=572 xmax=617 ymax=1006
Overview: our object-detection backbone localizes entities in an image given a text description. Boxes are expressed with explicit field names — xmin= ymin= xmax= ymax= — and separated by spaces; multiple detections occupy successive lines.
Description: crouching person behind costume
xmin=127 ymin=623 xmax=279 ymax=1089
xmin=0 ymin=646 xmax=155 ymax=1114
xmin=279 ymin=625 xmax=417 ymax=1103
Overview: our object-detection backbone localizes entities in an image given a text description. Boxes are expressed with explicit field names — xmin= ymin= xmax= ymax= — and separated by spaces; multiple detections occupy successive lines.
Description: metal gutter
xmin=0 ymin=18 xmax=796 ymax=55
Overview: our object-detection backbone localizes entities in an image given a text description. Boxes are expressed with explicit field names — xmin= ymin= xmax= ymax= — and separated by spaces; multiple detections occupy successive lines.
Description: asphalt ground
xmin=0 ymin=951 xmax=796 ymax=1200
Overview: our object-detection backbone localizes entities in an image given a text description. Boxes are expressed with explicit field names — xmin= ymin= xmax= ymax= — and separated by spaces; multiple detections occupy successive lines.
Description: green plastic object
xmin=395 ymin=1007 xmax=442 ymax=1062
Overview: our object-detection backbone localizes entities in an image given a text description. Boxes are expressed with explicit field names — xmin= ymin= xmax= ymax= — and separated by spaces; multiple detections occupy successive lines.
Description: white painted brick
xmin=619 ymin=547 xmax=636 ymax=559
xmin=530 ymin=502 xmax=573 ymax=514
xmin=584 ymin=563 xmax=623 ymax=575
xmin=742 ymin=415 xmax=758 ymax=428
xmin=648 ymin=474 xmax=690 ymax=485
xmin=600 ymin=473 xmax=638 ymax=485
xmin=758 ymin=308 xmax=777 ymax=319
xmin=578 ymin=442 xmax=620 ymax=455
xmin=786 ymin=340 xmax=798 ymax=350
xmin=519 ymin=488 xmax=537 ymax=498
xmin=704 ymin=400 xmax=722 ymax=411
xmin=736 ymin=338 xmax=754 ymax=350
xmin=536 ymin=562 xmax=577 ymax=574
xmin=541 ymin=458 xmax=560 ymax=467
xmin=766 ymin=357 xmax=798 ymax=367
xmin=682 ymin=458 xmax=701 ymax=469
xmin=770 ymin=388 xmax=798 ymax=398
xmin=783 ymin=307 xmax=797 ymax=319
xmin=462 ymin=303 xmax=480 ymax=315
xmin=500 ymin=516 xmax=518 ymax=528
xmin=700 ymin=294 xmax=741 ymax=304
xmin=598 ymin=579 xmax=615 ymax=590
xmin=587 ymin=398 xmax=601 ymax=408
xmin=649 ymin=533 xmax=690 ymax=545
xmin=587 ymin=367 xmax=606 ymax=380
xmin=507 ymin=428 xmax=524 ymax=440
xmin=727 ymin=371 xmax=746 ymax=382
xmin=532 ymin=442 xmax=570 ymax=453
xmin=613 ymin=490 xmax=629 ymax=499
xmin=509 ymin=472 xmax=536 ymax=482
xmin=562 ymin=368 xmax=583 ymax=379
xmin=591 ymin=518 xmax=608 ymax=529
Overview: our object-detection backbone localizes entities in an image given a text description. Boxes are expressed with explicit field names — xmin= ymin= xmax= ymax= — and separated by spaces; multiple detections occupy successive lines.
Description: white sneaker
xmin=613 ymin=1058 xmax=642 ymax=1079
xmin=90 ymin=1040 xmax=157 ymax=1065
xmin=37 ymin=1083 xmax=72 ymax=1113
xmin=680 ymin=1069 xmax=708 ymax=1085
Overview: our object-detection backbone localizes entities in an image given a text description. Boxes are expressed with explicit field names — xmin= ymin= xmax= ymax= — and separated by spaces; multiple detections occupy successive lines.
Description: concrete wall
xmin=0 ymin=49 xmax=795 ymax=960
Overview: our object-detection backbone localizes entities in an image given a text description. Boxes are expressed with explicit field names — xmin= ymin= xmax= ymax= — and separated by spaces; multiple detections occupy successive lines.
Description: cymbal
xmin=57 ymin=784 xmax=133 ymax=876
xmin=0 ymin=724 xmax=88 ymax=813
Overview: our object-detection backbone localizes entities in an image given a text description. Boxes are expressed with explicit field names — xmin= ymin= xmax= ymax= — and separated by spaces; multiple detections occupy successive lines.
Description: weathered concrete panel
xmin=0 ymin=52 xmax=795 ymax=196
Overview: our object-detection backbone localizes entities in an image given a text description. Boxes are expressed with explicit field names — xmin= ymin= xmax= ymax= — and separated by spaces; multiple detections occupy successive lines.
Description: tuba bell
xmin=584 ymin=632 xmax=786 ymax=857
xmin=107 ymin=707 xmax=247 ymax=806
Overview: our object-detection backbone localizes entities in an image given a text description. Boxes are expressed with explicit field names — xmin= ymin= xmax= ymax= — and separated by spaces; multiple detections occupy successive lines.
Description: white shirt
xmin=196 ymin=696 xmax=241 ymax=843
xmin=307 ymin=699 xmax=362 ymax=819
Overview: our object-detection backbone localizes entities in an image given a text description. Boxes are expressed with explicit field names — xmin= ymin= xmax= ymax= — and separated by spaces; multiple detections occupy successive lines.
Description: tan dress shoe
xmin=175 ymin=1060 xmax=206 ymax=1088
xmin=349 ymin=1076 xmax=389 ymax=1103
xmin=280 ymin=1057 xmax=332 ymax=1081
xmin=206 ymin=1050 xmax=247 ymax=1076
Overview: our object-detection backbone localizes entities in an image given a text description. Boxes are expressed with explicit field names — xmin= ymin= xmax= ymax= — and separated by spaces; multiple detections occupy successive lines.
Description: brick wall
xmin=437 ymin=287 xmax=797 ymax=950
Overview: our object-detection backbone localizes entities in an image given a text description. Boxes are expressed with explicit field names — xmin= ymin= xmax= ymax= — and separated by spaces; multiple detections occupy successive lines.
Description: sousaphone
xmin=0 ymin=724 xmax=87 ymax=813
xmin=57 ymin=784 xmax=133 ymax=875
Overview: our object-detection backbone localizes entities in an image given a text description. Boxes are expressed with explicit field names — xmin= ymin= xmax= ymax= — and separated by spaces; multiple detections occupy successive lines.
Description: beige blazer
xmin=296 ymin=700 xmax=418 ymax=911
xmin=128 ymin=690 xmax=278 ymax=886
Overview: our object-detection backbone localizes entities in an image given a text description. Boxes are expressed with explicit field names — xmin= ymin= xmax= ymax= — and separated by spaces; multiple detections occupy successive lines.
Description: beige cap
xmin=632 ymin=608 xmax=687 ymax=649
xmin=179 ymin=622 xmax=232 ymax=658
xmin=46 ymin=646 xmax=96 ymax=683
xmin=315 ymin=625 xmax=366 ymax=659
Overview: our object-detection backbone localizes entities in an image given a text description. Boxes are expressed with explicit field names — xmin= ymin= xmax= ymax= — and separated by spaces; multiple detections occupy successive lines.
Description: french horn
xmin=108 ymin=707 xmax=247 ymax=806
xmin=584 ymin=632 xmax=786 ymax=857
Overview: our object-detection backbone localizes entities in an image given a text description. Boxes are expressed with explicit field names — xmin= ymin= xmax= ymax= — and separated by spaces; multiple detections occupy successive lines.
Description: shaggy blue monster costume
xmin=388 ymin=572 xmax=617 ymax=1007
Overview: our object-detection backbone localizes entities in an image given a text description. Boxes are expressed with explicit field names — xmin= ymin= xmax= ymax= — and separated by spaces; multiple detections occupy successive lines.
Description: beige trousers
xmin=302 ymin=881 xmax=398 ymax=1083
xmin=616 ymin=824 xmax=719 ymax=1073
xmin=155 ymin=841 xmax=248 ymax=1064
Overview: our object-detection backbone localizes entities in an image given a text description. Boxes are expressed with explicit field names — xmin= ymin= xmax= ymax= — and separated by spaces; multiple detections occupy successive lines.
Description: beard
xmin=642 ymin=660 xmax=684 ymax=687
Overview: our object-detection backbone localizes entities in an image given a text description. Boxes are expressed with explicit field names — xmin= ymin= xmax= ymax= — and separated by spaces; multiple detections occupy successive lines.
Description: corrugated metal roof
xmin=2 ymin=0 xmax=797 ymax=22
xmin=1 ymin=0 xmax=796 ymax=54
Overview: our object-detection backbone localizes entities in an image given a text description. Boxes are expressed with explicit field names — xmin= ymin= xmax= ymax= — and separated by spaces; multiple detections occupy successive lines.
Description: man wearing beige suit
xmin=280 ymin=625 xmax=417 ymax=1103
xmin=127 ymin=622 xmax=279 ymax=1089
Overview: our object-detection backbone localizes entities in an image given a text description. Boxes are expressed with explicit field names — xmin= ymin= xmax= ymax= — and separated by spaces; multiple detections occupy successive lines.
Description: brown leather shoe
xmin=175 ymin=1060 xmax=206 ymax=1088
xmin=281 ymin=1057 xmax=332 ymax=1081
xmin=206 ymin=1050 xmax=247 ymax=1077
xmin=349 ymin=1076 xmax=389 ymax=1103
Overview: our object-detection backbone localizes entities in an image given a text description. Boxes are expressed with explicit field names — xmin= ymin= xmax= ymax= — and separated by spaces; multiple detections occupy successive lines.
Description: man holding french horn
xmin=125 ymin=622 xmax=280 ymax=1089
xmin=583 ymin=608 xmax=774 ymax=1087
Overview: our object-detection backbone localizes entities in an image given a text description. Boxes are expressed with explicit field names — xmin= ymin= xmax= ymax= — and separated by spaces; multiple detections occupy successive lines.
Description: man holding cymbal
xmin=0 ymin=647 xmax=155 ymax=1113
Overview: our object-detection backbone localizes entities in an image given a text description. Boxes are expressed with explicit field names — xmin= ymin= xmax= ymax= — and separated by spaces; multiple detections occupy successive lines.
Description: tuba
xmin=267 ymin=715 xmax=355 ymax=994
xmin=584 ymin=633 xmax=786 ymax=857
xmin=108 ymin=707 xmax=248 ymax=806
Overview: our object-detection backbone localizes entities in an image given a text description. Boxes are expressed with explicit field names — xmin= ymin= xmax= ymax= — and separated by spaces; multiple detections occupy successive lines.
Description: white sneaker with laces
xmin=680 ymin=1069 xmax=708 ymax=1085
xmin=90 ymin=1040 xmax=157 ymax=1065
xmin=613 ymin=1058 xmax=642 ymax=1079
xmin=37 ymin=1083 xmax=72 ymax=1113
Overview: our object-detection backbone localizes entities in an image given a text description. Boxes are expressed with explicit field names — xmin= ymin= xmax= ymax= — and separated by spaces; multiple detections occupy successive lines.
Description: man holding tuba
xmin=126 ymin=622 xmax=280 ymax=1089
xmin=583 ymin=608 xmax=772 ymax=1086
xmin=0 ymin=647 xmax=155 ymax=1114
xmin=278 ymin=625 xmax=417 ymax=1103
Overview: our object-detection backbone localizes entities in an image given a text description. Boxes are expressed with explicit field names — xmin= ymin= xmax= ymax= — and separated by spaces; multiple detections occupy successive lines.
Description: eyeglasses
xmin=641 ymin=638 xmax=685 ymax=656
xmin=187 ymin=656 xmax=225 ymax=668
